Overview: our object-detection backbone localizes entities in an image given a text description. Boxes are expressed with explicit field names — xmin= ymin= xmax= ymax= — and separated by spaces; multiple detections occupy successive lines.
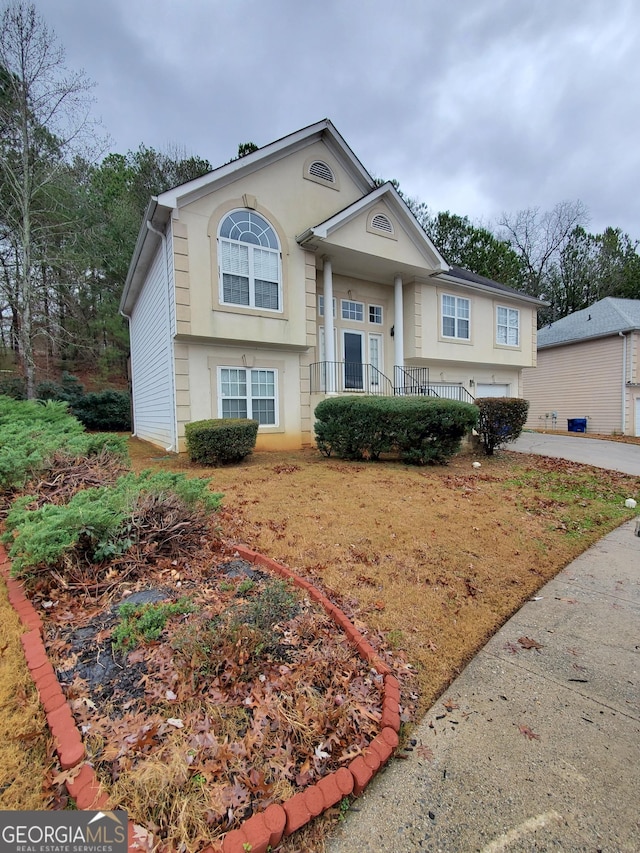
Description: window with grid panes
xmin=219 ymin=210 xmax=281 ymax=310
xmin=496 ymin=306 xmax=519 ymax=346
xmin=341 ymin=299 xmax=364 ymax=321
xmin=441 ymin=294 xmax=470 ymax=340
xmin=369 ymin=304 xmax=383 ymax=324
xmin=218 ymin=367 xmax=277 ymax=425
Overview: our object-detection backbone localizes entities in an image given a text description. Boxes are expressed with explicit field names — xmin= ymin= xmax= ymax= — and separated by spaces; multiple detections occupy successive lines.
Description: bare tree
xmin=498 ymin=200 xmax=588 ymax=300
xmin=0 ymin=1 xmax=101 ymax=397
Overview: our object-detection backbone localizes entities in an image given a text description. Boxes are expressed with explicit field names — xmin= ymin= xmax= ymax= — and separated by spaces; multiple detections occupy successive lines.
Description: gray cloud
xmin=29 ymin=0 xmax=640 ymax=236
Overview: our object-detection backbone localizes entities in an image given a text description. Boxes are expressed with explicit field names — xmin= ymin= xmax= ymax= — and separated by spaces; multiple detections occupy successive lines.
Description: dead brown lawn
xmin=128 ymin=439 xmax=638 ymax=716
xmin=0 ymin=436 xmax=637 ymax=838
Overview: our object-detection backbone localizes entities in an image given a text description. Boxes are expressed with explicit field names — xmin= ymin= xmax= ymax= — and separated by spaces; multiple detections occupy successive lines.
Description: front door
xmin=343 ymin=331 xmax=363 ymax=390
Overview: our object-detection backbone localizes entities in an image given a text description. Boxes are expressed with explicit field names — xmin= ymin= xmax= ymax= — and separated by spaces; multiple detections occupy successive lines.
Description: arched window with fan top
xmin=218 ymin=210 xmax=282 ymax=311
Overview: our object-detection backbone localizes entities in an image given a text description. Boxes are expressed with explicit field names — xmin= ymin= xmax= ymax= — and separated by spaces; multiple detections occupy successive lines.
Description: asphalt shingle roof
xmin=538 ymin=297 xmax=640 ymax=348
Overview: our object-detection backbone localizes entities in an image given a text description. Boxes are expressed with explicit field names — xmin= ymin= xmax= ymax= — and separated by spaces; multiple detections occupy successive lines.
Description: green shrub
xmin=0 ymin=375 xmax=26 ymax=399
xmin=475 ymin=397 xmax=530 ymax=456
xmin=185 ymin=418 xmax=258 ymax=465
xmin=36 ymin=372 xmax=85 ymax=405
xmin=4 ymin=470 xmax=222 ymax=577
xmin=71 ymin=389 xmax=131 ymax=431
xmin=113 ymin=597 xmax=196 ymax=652
xmin=0 ymin=397 xmax=128 ymax=491
xmin=314 ymin=396 xmax=478 ymax=464
xmin=0 ymin=398 xmax=86 ymax=490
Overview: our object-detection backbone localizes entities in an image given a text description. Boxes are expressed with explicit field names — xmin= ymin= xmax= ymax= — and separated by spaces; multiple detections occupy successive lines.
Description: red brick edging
xmin=0 ymin=542 xmax=401 ymax=853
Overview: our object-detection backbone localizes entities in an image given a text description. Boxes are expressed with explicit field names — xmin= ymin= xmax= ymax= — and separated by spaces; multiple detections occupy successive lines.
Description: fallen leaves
xmin=517 ymin=724 xmax=541 ymax=741
xmin=416 ymin=743 xmax=434 ymax=761
xmin=518 ymin=636 xmax=544 ymax=651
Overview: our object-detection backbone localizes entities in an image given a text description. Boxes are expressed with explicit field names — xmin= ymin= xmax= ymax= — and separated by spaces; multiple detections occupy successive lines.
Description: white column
xmin=394 ymin=274 xmax=404 ymax=370
xmin=323 ymin=257 xmax=336 ymax=391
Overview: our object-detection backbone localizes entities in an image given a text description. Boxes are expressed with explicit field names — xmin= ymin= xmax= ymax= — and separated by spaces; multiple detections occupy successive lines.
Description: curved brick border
xmin=0 ymin=542 xmax=401 ymax=853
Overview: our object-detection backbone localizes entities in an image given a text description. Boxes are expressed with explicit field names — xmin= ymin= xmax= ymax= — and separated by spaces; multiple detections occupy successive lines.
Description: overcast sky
xmin=28 ymin=0 xmax=640 ymax=238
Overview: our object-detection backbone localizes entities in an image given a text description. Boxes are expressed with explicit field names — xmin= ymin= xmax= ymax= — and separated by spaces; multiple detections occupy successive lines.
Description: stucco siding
xmin=129 ymin=239 xmax=175 ymax=449
xmin=418 ymin=284 xmax=536 ymax=368
xmin=523 ymin=336 xmax=624 ymax=434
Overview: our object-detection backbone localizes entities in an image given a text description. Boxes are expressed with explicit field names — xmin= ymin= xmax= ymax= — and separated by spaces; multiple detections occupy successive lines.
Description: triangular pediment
xmin=297 ymin=182 xmax=448 ymax=275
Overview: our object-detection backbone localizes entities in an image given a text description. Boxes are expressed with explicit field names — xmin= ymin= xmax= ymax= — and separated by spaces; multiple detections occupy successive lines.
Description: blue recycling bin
xmin=567 ymin=418 xmax=587 ymax=433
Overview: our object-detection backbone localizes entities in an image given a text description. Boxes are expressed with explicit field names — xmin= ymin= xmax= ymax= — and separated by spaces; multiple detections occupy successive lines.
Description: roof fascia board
xmin=160 ymin=119 xmax=374 ymax=210
xmin=436 ymin=271 xmax=546 ymax=307
xmin=120 ymin=199 xmax=172 ymax=315
xmin=300 ymin=182 xmax=449 ymax=271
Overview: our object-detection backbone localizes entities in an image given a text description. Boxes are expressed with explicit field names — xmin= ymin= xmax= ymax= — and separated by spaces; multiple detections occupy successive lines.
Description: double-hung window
xmin=442 ymin=294 xmax=470 ymax=340
xmin=496 ymin=306 xmax=520 ymax=346
xmin=219 ymin=367 xmax=277 ymax=426
xmin=219 ymin=210 xmax=281 ymax=311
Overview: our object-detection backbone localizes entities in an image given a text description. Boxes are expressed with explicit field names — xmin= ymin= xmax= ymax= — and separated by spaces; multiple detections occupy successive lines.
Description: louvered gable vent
xmin=371 ymin=213 xmax=393 ymax=233
xmin=308 ymin=160 xmax=335 ymax=183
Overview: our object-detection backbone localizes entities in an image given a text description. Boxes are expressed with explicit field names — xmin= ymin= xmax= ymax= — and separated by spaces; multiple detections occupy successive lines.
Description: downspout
xmin=619 ymin=331 xmax=627 ymax=434
xmin=119 ymin=306 xmax=136 ymax=438
xmin=147 ymin=219 xmax=178 ymax=452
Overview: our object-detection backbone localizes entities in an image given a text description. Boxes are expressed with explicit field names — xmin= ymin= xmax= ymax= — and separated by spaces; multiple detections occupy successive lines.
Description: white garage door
xmin=636 ymin=398 xmax=640 ymax=437
xmin=476 ymin=384 xmax=510 ymax=398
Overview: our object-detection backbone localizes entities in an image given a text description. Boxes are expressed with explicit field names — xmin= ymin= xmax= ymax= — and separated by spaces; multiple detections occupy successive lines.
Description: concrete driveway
xmin=509 ymin=432 xmax=640 ymax=476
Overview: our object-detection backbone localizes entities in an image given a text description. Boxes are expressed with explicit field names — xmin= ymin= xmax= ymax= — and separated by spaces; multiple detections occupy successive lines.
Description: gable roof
xmin=120 ymin=118 xmax=544 ymax=314
xmin=538 ymin=297 xmax=640 ymax=348
xmin=157 ymin=118 xmax=374 ymax=209
xmin=297 ymin=181 xmax=448 ymax=273
xmin=121 ymin=119 xmax=375 ymax=314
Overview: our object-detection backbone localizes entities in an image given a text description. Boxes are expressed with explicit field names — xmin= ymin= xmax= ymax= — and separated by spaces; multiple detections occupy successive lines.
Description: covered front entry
xmin=343 ymin=330 xmax=364 ymax=390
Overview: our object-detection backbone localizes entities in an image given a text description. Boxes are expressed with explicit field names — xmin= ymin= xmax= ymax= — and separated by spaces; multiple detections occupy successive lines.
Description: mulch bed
xmin=21 ymin=523 xmax=409 ymax=851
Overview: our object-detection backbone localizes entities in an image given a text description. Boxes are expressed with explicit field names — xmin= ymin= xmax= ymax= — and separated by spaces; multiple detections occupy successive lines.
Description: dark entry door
xmin=343 ymin=331 xmax=363 ymax=390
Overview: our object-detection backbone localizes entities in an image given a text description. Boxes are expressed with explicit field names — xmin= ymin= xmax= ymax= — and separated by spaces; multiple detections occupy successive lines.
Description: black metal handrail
xmin=425 ymin=383 xmax=475 ymax=403
xmin=310 ymin=363 xmax=475 ymax=402
xmin=309 ymin=362 xmax=394 ymax=395
xmin=393 ymin=366 xmax=431 ymax=396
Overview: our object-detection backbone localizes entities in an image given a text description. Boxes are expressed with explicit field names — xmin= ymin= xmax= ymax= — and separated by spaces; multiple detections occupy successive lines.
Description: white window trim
xmin=318 ymin=295 xmax=337 ymax=318
xmin=218 ymin=210 xmax=283 ymax=313
xmin=441 ymin=293 xmax=471 ymax=341
xmin=369 ymin=304 xmax=383 ymax=325
xmin=341 ymin=298 xmax=365 ymax=322
xmin=496 ymin=305 xmax=520 ymax=347
xmin=217 ymin=366 xmax=279 ymax=427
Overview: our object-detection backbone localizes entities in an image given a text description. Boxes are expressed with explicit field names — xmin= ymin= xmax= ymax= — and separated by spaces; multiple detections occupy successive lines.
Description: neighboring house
xmin=120 ymin=119 xmax=542 ymax=452
xmin=522 ymin=297 xmax=640 ymax=436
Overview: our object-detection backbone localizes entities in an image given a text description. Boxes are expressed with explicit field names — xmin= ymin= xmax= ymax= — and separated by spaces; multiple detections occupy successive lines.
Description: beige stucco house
xmin=120 ymin=120 xmax=542 ymax=452
xmin=522 ymin=297 xmax=640 ymax=436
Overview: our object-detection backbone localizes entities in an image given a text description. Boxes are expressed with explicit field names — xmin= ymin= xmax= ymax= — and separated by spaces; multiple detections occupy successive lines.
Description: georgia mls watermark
xmin=0 ymin=811 xmax=127 ymax=853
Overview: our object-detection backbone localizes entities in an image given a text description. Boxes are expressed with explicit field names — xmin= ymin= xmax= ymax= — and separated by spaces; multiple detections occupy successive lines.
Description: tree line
xmin=2 ymin=2 xmax=639 ymax=397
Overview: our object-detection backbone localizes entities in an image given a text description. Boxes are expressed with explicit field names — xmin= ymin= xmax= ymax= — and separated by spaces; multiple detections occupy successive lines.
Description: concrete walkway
xmin=328 ymin=447 xmax=640 ymax=852
xmin=510 ymin=432 xmax=640 ymax=476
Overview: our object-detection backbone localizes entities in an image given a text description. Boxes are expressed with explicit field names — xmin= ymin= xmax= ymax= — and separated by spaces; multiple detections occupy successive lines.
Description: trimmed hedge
xmin=314 ymin=396 xmax=478 ymax=465
xmin=475 ymin=397 xmax=529 ymax=455
xmin=185 ymin=418 xmax=259 ymax=465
